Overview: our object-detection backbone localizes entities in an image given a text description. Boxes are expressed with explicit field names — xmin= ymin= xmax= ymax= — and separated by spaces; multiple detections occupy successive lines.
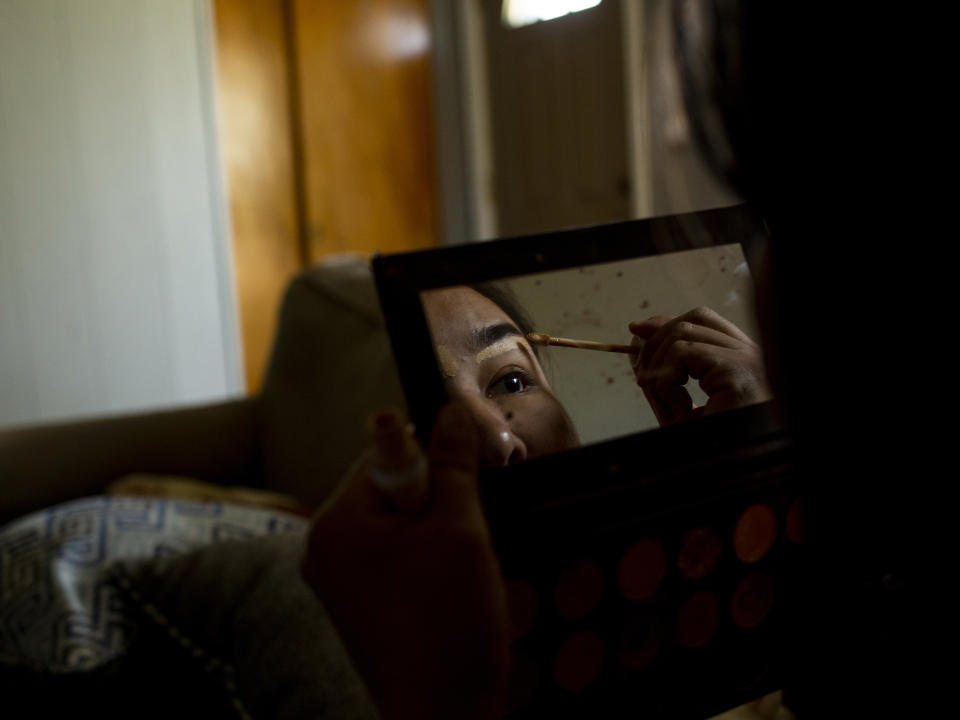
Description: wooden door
xmin=292 ymin=0 xmax=438 ymax=261
xmin=483 ymin=0 xmax=631 ymax=237
xmin=213 ymin=0 xmax=303 ymax=392
xmin=213 ymin=0 xmax=439 ymax=390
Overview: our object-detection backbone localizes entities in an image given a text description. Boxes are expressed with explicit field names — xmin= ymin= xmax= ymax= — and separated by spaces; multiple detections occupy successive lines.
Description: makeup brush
xmin=527 ymin=332 xmax=642 ymax=355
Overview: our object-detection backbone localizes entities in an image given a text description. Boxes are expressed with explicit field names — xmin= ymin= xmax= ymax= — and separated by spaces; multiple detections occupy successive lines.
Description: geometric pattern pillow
xmin=111 ymin=533 xmax=377 ymax=719
xmin=0 ymin=495 xmax=305 ymax=673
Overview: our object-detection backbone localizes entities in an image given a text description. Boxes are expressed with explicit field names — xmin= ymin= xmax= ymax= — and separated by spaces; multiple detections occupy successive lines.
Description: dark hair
xmin=470 ymin=282 xmax=539 ymax=358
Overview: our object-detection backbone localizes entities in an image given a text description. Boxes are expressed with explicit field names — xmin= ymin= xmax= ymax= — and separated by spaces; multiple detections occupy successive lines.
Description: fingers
xmin=368 ymin=408 xmax=429 ymax=513
xmin=649 ymin=382 xmax=696 ymax=425
xmin=629 ymin=307 xmax=766 ymax=424
xmin=632 ymin=309 xmax=752 ymax=374
xmin=309 ymin=408 xmax=427 ymax=533
xmin=427 ymin=403 xmax=481 ymax=520
xmin=627 ymin=334 xmax=668 ymax=424
xmin=310 ymin=451 xmax=385 ymax=524
xmin=644 ymin=322 xmax=751 ymax=377
xmin=645 ymin=341 xmax=748 ymax=422
xmin=655 ymin=340 xmax=739 ymax=385
xmin=628 ymin=333 xmax=645 ymax=377
xmin=310 ymin=403 xmax=483 ymax=536
xmin=628 ymin=314 xmax=672 ymax=339
xmin=631 ymin=306 xmax=755 ymax=346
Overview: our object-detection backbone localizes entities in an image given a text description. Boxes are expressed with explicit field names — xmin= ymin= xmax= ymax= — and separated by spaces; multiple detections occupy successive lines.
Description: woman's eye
xmin=488 ymin=371 xmax=532 ymax=397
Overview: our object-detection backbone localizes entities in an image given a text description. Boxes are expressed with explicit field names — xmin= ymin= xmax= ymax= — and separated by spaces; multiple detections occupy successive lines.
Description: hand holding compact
xmin=300 ymin=404 xmax=510 ymax=720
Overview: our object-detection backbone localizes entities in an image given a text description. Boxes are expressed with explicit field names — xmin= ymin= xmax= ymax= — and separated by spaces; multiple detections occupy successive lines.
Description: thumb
xmin=427 ymin=403 xmax=481 ymax=518
xmin=628 ymin=320 xmax=659 ymax=339
xmin=629 ymin=315 xmax=673 ymax=338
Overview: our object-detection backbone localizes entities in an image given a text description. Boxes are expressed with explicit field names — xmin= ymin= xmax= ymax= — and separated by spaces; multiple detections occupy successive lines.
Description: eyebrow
xmin=471 ymin=322 xmax=524 ymax=354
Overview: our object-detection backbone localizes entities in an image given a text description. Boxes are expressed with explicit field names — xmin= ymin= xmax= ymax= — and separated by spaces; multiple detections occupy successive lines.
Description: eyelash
xmin=487 ymin=368 xmax=536 ymax=398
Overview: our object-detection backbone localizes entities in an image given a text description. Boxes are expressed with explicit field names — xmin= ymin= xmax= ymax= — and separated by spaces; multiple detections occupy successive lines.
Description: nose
xmin=460 ymin=395 xmax=528 ymax=467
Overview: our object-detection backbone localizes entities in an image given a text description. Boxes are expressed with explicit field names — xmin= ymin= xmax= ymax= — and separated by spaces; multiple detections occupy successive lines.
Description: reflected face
xmin=422 ymin=287 xmax=580 ymax=467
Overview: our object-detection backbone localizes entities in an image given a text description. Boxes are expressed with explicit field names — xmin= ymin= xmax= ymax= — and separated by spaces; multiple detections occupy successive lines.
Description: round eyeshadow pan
xmin=677 ymin=526 xmax=723 ymax=580
xmin=733 ymin=504 xmax=777 ymax=563
xmin=618 ymin=539 xmax=666 ymax=601
xmin=731 ymin=572 xmax=775 ymax=628
xmin=676 ymin=590 xmax=719 ymax=648
xmin=554 ymin=630 xmax=606 ymax=692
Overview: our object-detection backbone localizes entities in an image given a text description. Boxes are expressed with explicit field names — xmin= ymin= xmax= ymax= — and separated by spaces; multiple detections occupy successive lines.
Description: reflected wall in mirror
xmin=420 ymin=241 xmax=766 ymax=466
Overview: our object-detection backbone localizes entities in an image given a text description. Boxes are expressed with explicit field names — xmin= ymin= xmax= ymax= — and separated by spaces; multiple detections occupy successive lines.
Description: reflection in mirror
xmin=421 ymin=243 xmax=769 ymax=465
xmin=421 ymin=285 xmax=581 ymax=467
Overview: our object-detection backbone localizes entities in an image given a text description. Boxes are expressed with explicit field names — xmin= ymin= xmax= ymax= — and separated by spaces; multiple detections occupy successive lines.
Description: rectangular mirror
xmin=374 ymin=203 xmax=772 ymax=464
xmin=431 ymin=242 xmax=758 ymax=450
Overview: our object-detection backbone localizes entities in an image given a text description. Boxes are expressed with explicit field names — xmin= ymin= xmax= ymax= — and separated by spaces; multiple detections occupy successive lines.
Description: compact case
xmin=373 ymin=204 xmax=805 ymax=718
xmin=479 ymin=402 xmax=802 ymax=718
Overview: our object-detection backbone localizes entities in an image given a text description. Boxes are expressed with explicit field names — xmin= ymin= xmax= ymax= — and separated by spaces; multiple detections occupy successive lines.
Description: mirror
xmin=421 ymin=242 xmax=761 ymax=465
xmin=376 ymin=203 xmax=771 ymax=468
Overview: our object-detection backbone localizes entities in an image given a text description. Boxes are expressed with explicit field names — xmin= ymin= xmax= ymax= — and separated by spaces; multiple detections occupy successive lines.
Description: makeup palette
xmin=373 ymin=205 xmax=805 ymax=718
xmin=481 ymin=403 xmax=802 ymax=718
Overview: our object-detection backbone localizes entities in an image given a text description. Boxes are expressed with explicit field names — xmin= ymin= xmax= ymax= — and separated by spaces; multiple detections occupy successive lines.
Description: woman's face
xmin=422 ymin=287 xmax=579 ymax=467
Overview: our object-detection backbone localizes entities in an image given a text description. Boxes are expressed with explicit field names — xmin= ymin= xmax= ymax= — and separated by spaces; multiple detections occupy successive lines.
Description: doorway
xmin=481 ymin=0 xmax=632 ymax=237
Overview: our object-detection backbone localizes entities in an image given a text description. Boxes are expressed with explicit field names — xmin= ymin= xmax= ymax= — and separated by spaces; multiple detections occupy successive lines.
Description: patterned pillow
xmin=0 ymin=495 xmax=376 ymax=719
xmin=111 ymin=533 xmax=377 ymax=720
xmin=0 ymin=495 xmax=304 ymax=671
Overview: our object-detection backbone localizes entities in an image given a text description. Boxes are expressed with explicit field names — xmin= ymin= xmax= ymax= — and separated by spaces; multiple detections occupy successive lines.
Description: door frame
xmin=429 ymin=0 xmax=653 ymax=245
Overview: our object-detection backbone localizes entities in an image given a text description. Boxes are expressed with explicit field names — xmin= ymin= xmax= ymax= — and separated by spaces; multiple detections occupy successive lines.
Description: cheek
xmin=505 ymin=394 xmax=578 ymax=456
xmin=442 ymin=368 xmax=484 ymax=402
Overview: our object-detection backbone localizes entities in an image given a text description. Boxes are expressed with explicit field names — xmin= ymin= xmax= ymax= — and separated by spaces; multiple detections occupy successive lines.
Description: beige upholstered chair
xmin=0 ymin=256 xmax=404 ymax=525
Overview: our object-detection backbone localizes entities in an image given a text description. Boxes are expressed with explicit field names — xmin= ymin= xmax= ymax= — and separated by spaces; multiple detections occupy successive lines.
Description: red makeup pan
xmin=734 ymin=504 xmax=778 ymax=563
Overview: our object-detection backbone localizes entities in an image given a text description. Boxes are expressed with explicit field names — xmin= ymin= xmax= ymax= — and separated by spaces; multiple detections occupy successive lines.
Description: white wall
xmin=0 ymin=0 xmax=241 ymax=429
